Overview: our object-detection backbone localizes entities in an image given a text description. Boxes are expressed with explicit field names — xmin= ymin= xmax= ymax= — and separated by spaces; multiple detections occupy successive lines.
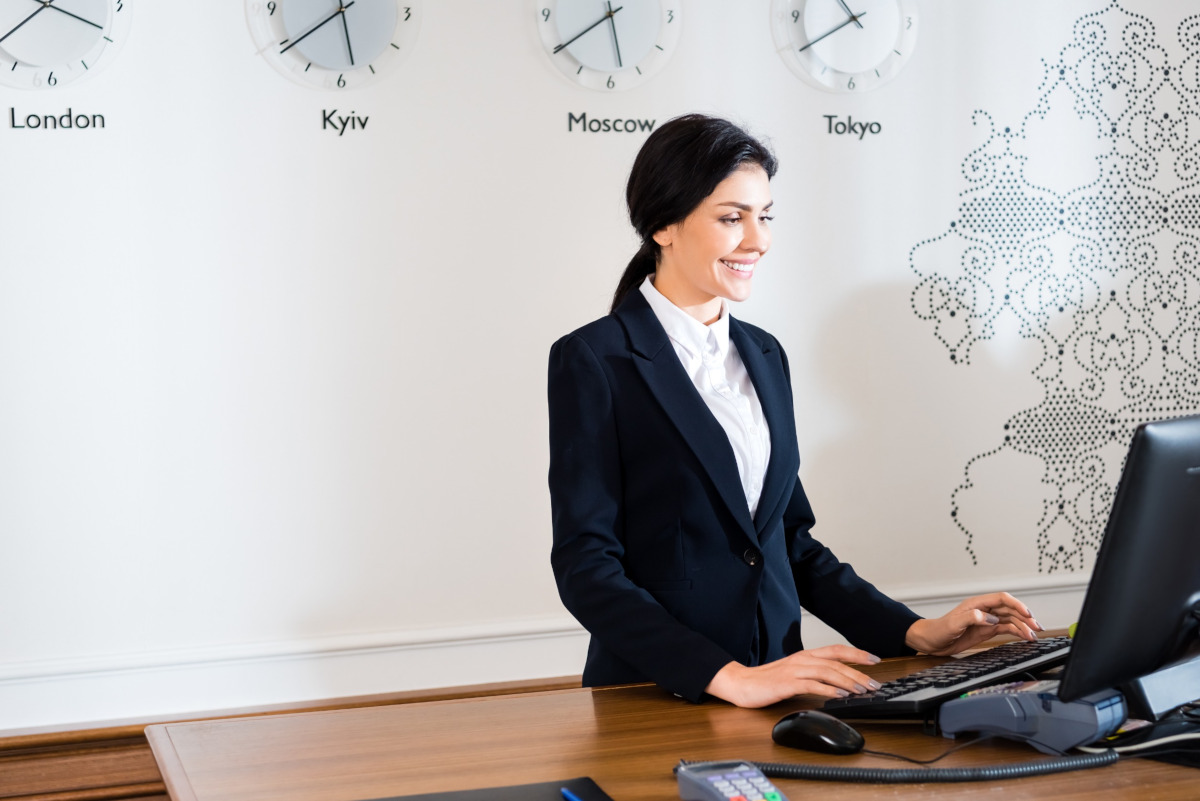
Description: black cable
xmin=861 ymin=735 xmax=993 ymax=765
xmin=1178 ymin=703 xmax=1200 ymax=723
xmin=753 ymin=750 xmax=1118 ymax=783
xmin=678 ymin=750 xmax=1119 ymax=784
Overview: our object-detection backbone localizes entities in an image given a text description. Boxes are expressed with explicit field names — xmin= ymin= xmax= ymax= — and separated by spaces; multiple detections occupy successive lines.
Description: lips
xmin=721 ymin=259 xmax=756 ymax=274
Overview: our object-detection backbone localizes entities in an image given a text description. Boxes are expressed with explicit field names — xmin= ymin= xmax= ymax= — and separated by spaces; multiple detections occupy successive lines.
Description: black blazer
xmin=548 ymin=290 xmax=919 ymax=702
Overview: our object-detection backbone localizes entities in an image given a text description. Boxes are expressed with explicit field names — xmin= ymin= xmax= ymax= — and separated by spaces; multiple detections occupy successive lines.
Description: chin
xmin=721 ymin=282 xmax=753 ymax=304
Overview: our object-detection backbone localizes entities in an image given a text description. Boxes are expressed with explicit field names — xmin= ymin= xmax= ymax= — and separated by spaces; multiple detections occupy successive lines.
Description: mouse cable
xmin=679 ymin=750 xmax=1118 ymax=784
xmin=860 ymin=734 xmax=993 ymax=765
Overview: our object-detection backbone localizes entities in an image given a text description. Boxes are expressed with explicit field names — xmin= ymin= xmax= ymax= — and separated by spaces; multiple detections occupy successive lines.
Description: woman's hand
xmin=905 ymin=592 xmax=1044 ymax=656
xmin=704 ymin=645 xmax=882 ymax=709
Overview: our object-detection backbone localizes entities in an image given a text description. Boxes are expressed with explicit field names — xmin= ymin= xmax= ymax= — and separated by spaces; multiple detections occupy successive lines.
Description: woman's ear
xmin=652 ymin=225 xmax=673 ymax=249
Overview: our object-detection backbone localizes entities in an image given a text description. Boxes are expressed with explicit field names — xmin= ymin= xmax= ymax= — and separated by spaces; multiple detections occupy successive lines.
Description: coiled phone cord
xmin=678 ymin=749 xmax=1118 ymax=783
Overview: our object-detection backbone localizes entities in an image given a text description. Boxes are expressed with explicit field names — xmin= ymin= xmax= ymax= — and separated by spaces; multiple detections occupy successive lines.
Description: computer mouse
xmin=771 ymin=710 xmax=865 ymax=755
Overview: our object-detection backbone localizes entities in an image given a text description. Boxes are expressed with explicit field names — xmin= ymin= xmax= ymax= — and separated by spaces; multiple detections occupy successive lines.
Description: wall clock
xmin=770 ymin=0 xmax=918 ymax=92
xmin=535 ymin=0 xmax=681 ymax=91
xmin=0 ymin=0 xmax=132 ymax=90
xmin=246 ymin=0 xmax=421 ymax=90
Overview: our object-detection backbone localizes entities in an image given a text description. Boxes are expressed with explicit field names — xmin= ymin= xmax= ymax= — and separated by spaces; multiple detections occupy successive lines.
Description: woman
xmin=547 ymin=114 xmax=1041 ymax=709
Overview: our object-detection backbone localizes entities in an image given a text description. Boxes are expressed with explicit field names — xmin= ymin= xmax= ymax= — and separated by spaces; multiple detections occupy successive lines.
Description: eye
xmin=720 ymin=215 xmax=742 ymax=225
xmin=761 ymin=214 xmax=775 ymax=222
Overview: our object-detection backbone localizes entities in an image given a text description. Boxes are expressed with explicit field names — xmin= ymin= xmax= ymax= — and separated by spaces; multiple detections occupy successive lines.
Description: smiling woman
xmin=546 ymin=113 xmax=1044 ymax=709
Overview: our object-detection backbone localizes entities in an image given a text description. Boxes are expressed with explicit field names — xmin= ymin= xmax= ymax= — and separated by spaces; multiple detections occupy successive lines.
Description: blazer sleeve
xmin=548 ymin=333 xmax=736 ymax=701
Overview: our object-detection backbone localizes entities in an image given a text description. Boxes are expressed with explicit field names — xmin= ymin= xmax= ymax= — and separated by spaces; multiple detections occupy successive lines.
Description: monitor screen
xmin=1057 ymin=414 xmax=1200 ymax=716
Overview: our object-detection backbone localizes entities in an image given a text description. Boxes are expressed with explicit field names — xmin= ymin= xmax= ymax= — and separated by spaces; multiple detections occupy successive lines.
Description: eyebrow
xmin=717 ymin=201 xmax=774 ymax=211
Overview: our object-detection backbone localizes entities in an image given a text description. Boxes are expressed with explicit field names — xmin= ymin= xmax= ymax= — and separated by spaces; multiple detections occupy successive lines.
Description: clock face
xmin=246 ymin=0 xmax=421 ymax=90
xmin=771 ymin=0 xmax=919 ymax=93
xmin=535 ymin=0 xmax=681 ymax=91
xmin=0 ymin=0 xmax=132 ymax=90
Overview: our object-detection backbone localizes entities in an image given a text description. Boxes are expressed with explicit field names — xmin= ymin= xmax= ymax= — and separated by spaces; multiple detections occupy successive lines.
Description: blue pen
xmin=561 ymin=787 xmax=586 ymax=801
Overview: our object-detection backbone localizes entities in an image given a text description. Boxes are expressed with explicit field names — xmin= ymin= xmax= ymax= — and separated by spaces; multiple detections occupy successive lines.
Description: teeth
xmin=722 ymin=260 xmax=754 ymax=272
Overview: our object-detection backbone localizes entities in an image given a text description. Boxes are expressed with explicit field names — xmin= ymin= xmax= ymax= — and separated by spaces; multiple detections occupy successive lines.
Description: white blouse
xmin=639 ymin=276 xmax=771 ymax=517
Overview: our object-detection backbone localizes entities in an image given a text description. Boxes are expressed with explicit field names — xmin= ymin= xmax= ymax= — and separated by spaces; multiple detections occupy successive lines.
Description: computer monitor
xmin=1057 ymin=414 xmax=1200 ymax=720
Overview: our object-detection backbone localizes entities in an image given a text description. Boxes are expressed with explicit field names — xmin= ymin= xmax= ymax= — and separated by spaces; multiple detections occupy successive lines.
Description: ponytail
xmin=610 ymin=241 xmax=657 ymax=312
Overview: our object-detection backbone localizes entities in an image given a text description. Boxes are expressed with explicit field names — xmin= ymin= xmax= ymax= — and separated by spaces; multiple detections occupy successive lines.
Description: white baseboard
xmin=0 ymin=576 xmax=1087 ymax=734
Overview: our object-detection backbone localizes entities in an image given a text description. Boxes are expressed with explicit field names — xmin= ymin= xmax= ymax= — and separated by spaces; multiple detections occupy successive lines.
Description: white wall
xmin=2 ymin=0 xmax=1193 ymax=731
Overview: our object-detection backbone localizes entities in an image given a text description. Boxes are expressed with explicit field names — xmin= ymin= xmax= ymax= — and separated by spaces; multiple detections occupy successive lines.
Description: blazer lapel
xmin=730 ymin=318 xmax=798 ymax=539
xmin=615 ymin=293 xmax=759 ymax=544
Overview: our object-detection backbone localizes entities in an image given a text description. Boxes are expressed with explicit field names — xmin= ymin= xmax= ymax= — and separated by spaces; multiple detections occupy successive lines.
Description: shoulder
xmin=550 ymin=312 xmax=630 ymax=360
xmin=555 ymin=313 xmax=624 ymax=347
xmin=548 ymin=315 xmax=630 ymax=391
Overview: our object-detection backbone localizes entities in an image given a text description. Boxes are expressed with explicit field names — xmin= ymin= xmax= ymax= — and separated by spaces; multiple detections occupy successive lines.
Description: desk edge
xmin=146 ymin=723 xmax=200 ymax=801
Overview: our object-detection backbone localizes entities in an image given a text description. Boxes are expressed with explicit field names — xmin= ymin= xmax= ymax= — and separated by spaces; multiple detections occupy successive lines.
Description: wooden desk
xmin=146 ymin=655 xmax=1198 ymax=801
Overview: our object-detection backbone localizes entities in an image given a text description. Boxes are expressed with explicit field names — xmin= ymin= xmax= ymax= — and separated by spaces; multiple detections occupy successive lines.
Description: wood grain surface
xmin=146 ymin=654 xmax=1200 ymax=801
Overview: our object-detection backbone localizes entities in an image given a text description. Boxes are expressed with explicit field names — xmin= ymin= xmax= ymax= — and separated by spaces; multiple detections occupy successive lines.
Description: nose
xmin=741 ymin=218 xmax=770 ymax=254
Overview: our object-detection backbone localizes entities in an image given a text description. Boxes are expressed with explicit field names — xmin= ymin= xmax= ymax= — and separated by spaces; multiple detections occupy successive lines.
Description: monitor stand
xmin=1122 ymin=635 xmax=1200 ymax=720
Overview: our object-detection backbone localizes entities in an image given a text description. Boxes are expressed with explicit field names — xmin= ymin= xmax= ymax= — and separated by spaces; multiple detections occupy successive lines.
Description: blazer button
xmin=743 ymin=548 xmax=761 ymax=566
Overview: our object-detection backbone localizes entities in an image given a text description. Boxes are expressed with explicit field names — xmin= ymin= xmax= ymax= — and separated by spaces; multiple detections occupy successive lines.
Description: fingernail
xmin=1033 ymin=618 xmax=1044 ymax=631
xmin=853 ymin=683 xmax=867 ymax=694
xmin=868 ymin=679 xmax=882 ymax=690
xmin=868 ymin=654 xmax=881 ymax=664
xmin=1025 ymin=608 xmax=1034 ymax=617
xmin=985 ymin=614 xmax=1000 ymax=625
xmin=836 ymin=689 xmax=850 ymax=697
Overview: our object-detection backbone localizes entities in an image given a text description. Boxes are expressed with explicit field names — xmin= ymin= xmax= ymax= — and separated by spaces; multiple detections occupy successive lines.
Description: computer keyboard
xmin=821 ymin=635 xmax=1072 ymax=719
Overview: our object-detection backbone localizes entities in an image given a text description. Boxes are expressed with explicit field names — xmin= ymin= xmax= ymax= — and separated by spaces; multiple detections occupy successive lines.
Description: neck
xmin=651 ymin=274 xmax=723 ymax=326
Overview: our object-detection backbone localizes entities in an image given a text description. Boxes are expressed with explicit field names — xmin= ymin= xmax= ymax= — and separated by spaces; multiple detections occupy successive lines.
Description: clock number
xmin=906 ymin=16 xmax=912 ymax=29
xmin=47 ymin=72 xmax=57 ymax=87
xmin=847 ymin=76 xmax=855 ymax=89
xmin=337 ymin=73 xmax=346 ymax=87
xmin=404 ymin=6 xmax=411 ymax=21
xmin=267 ymin=1 xmax=276 ymax=15
xmin=668 ymin=10 xmax=674 ymax=23
xmin=606 ymin=74 xmax=615 ymax=89
xmin=791 ymin=10 xmax=800 ymax=23
xmin=541 ymin=8 xmax=550 ymax=22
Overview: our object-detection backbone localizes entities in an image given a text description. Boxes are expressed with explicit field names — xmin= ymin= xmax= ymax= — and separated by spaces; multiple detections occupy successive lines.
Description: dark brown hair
xmin=611 ymin=114 xmax=778 ymax=312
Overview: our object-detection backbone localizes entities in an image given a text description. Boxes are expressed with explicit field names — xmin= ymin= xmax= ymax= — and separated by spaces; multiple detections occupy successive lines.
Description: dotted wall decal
xmin=909 ymin=2 xmax=1200 ymax=573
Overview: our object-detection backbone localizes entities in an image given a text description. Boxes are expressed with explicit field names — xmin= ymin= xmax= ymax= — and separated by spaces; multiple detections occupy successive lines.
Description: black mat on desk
xmin=369 ymin=776 xmax=614 ymax=800
xmin=1114 ymin=715 xmax=1200 ymax=769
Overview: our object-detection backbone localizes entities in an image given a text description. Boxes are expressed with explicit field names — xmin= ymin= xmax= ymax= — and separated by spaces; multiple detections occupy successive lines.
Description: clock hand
xmin=796 ymin=11 xmax=866 ymax=55
xmin=43 ymin=1 xmax=104 ymax=31
xmin=835 ymin=0 xmax=863 ymax=29
xmin=605 ymin=0 xmax=623 ymax=68
xmin=280 ymin=1 xmax=357 ymax=56
xmin=553 ymin=5 xmax=623 ymax=55
xmin=339 ymin=6 xmax=355 ymax=66
xmin=0 ymin=3 xmax=49 ymax=46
